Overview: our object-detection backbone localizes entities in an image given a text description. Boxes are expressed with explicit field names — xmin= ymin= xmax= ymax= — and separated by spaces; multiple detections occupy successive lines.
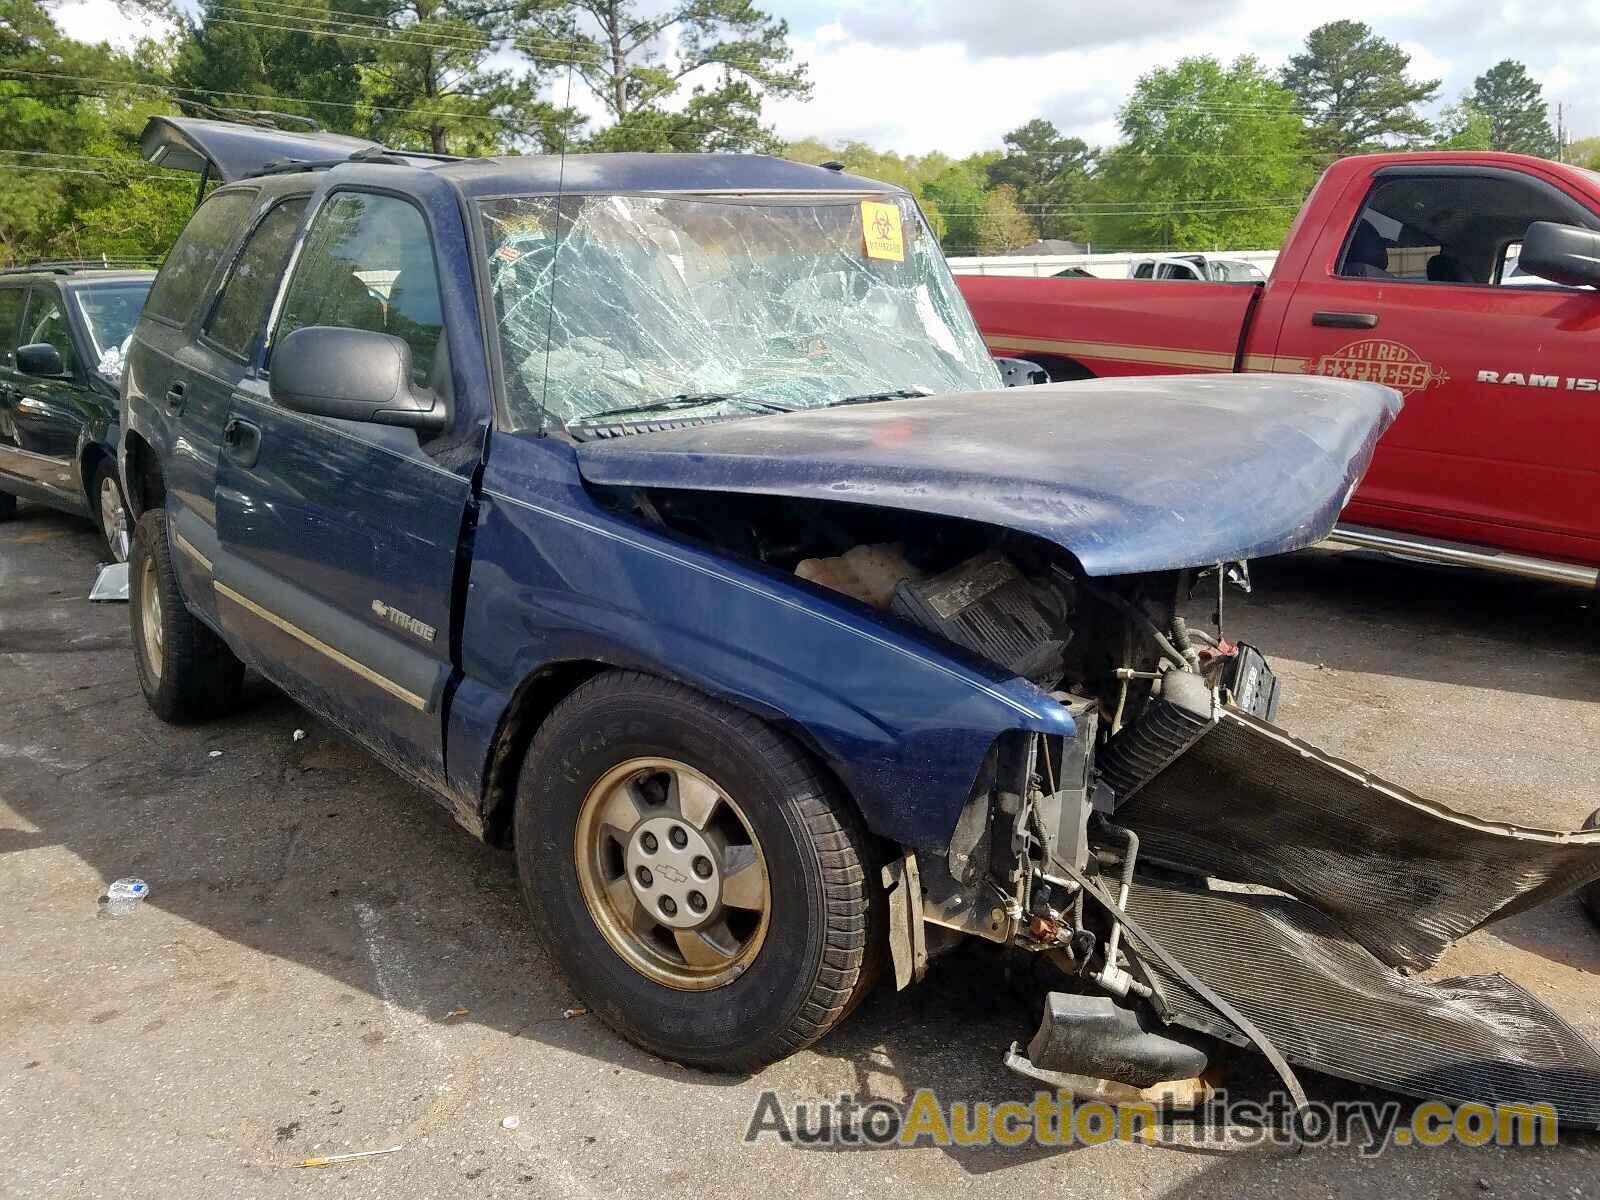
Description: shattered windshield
xmin=479 ymin=192 xmax=1000 ymax=430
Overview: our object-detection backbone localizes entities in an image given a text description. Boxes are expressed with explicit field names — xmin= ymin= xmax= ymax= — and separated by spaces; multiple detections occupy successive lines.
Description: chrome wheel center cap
xmin=624 ymin=815 xmax=720 ymax=929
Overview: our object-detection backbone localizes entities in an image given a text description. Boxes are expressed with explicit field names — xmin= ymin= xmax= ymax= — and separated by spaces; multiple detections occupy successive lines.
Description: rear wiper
xmin=833 ymin=387 xmax=934 ymax=406
xmin=579 ymin=392 xmax=793 ymax=422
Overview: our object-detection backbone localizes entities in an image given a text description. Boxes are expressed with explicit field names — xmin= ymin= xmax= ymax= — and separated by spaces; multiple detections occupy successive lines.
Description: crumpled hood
xmin=575 ymin=374 xmax=1401 ymax=577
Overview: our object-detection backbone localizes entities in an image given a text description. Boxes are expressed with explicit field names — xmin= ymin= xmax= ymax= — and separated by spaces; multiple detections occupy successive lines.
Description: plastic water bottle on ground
xmin=102 ymin=878 xmax=148 ymax=918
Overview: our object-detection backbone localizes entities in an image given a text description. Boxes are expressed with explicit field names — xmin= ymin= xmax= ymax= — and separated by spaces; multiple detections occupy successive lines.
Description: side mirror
xmin=270 ymin=326 xmax=447 ymax=432
xmin=17 ymin=343 xmax=65 ymax=377
xmin=1517 ymin=221 xmax=1600 ymax=289
xmin=995 ymin=356 xmax=1049 ymax=387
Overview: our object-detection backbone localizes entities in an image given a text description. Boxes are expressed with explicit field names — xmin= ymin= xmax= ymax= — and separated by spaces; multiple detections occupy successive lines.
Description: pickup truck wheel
xmin=514 ymin=670 xmax=883 ymax=1071
xmin=1583 ymin=809 xmax=1600 ymax=929
xmin=129 ymin=509 xmax=244 ymax=723
xmin=93 ymin=461 xmax=130 ymax=562
xmin=0 ymin=491 xmax=15 ymax=521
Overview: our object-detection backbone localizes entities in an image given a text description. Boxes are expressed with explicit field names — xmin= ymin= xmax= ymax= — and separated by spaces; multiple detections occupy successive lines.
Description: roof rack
xmin=241 ymin=144 xmax=462 ymax=180
xmin=179 ymin=102 xmax=323 ymax=133
xmin=0 ymin=258 xmax=161 ymax=275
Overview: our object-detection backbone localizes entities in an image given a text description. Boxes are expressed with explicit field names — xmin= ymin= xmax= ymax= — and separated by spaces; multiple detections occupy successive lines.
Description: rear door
xmin=125 ymin=187 xmax=260 ymax=584
xmin=1270 ymin=165 xmax=1600 ymax=566
xmin=211 ymin=184 xmax=477 ymax=795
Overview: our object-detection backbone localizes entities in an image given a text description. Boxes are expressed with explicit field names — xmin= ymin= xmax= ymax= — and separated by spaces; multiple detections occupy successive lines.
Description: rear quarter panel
xmin=956 ymin=275 xmax=1259 ymax=377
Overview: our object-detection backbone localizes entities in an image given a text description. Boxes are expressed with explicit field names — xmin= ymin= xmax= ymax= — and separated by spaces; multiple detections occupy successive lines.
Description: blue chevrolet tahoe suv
xmin=120 ymin=117 xmax=1600 ymax=1119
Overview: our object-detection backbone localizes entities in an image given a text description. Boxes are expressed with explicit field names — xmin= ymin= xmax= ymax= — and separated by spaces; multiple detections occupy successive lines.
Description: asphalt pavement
xmin=2 ymin=501 xmax=1598 ymax=1198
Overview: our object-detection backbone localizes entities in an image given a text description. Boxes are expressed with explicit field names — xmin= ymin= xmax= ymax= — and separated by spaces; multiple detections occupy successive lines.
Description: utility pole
xmin=1557 ymin=102 xmax=1566 ymax=163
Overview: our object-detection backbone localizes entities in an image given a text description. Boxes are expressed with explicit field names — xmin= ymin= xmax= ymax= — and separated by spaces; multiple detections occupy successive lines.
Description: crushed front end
xmin=794 ymin=544 xmax=1600 ymax=1125
xmin=891 ymin=558 xmax=1600 ymax=1125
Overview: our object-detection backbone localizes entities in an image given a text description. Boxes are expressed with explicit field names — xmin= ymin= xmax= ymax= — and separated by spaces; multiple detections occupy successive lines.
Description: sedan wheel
xmin=95 ymin=463 xmax=129 ymax=562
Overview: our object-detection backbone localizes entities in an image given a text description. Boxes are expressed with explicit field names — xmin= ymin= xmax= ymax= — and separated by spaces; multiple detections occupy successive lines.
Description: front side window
xmin=1338 ymin=173 xmax=1596 ymax=287
xmin=207 ymin=198 xmax=308 ymax=359
xmin=274 ymin=192 xmax=444 ymax=384
xmin=0 ymin=288 xmax=24 ymax=369
xmin=480 ymin=192 xmax=1000 ymax=431
xmin=22 ymin=291 xmax=76 ymax=374
xmin=145 ymin=191 xmax=255 ymax=322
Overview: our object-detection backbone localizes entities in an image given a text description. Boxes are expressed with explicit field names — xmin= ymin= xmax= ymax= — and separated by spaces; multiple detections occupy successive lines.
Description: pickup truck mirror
xmin=1517 ymin=221 xmax=1600 ymax=289
xmin=17 ymin=343 xmax=65 ymax=377
xmin=270 ymin=326 xmax=448 ymax=432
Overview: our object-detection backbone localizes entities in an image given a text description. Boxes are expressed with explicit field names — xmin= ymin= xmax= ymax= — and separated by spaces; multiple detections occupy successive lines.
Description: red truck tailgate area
xmin=958 ymin=275 xmax=1259 ymax=378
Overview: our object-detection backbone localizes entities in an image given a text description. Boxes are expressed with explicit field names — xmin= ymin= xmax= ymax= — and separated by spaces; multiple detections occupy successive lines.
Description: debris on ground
xmin=297 ymin=1145 xmax=405 ymax=1168
xmin=292 ymin=729 xmax=307 ymax=742
xmin=101 ymin=878 xmax=148 ymax=917
xmin=208 ymin=750 xmax=222 ymax=758
xmin=562 ymin=1006 xmax=588 ymax=1019
xmin=88 ymin=562 xmax=128 ymax=602
xmin=443 ymin=1007 xmax=469 ymax=1019
xmin=500 ymin=1116 xmax=521 ymax=1131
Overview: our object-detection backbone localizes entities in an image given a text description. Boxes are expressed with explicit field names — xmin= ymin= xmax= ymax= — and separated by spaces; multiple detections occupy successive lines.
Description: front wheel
xmin=514 ymin=670 xmax=883 ymax=1071
xmin=129 ymin=509 xmax=245 ymax=723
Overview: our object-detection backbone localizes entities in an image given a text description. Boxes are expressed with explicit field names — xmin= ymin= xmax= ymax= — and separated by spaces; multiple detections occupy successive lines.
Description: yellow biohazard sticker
xmin=861 ymin=201 xmax=905 ymax=262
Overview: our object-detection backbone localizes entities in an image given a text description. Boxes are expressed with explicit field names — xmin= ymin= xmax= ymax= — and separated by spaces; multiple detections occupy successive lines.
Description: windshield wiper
xmin=832 ymin=387 xmax=935 ymax=407
xmin=578 ymin=392 xmax=794 ymax=422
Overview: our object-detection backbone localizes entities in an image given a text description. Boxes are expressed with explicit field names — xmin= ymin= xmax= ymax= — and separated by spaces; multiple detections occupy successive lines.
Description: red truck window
xmin=1338 ymin=171 xmax=1598 ymax=288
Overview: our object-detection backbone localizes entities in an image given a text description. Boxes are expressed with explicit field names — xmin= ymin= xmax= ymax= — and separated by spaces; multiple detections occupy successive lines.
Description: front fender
xmin=451 ymin=434 xmax=1073 ymax=851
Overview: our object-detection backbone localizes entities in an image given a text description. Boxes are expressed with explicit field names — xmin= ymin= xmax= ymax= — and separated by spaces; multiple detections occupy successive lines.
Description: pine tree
xmin=1472 ymin=60 xmax=1557 ymax=157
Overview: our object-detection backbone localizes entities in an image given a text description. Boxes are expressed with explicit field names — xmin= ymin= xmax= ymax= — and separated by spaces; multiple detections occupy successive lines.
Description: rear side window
xmin=205 ymin=198 xmax=308 ymax=359
xmin=0 ymin=288 xmax=24 ymax=368
xmin=274 ymin=192 xmax=445 ymax=385
xmin=144 ymin=191 xmax=255 ymax=323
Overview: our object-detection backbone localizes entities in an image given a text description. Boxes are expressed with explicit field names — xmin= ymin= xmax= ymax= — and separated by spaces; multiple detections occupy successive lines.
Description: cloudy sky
xmin=54 ymin=0 xmax=1600 ymax=154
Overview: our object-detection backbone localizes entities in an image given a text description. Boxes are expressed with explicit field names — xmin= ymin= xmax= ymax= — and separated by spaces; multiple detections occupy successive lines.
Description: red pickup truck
xmin=960 ymin=152 xmax=1600 ymax=587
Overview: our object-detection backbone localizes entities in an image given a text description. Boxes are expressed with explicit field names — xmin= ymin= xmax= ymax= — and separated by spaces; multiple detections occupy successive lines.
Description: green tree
xmin=522 ymin=0 xmax=808 ymax=152
xmin=975 ymin=184 xmax=1036 ymax=254
xmin=985 ymin=118 xmax=1091 ymax=241
xmin=1433 ymin=100 xmax=1492 ymax=151
xmin=0 ymin=0 xmax=191 ymax=264
xmin=173 ymin=0 xmax=578 ymax=155
xmin=921 ymin=161 xmax=988 ymax=254
xmin=1281 ymin=20 xmax=1439 ymax=155
xmin=1471 ymin=60 xmax=1557 ymax=156
xmin=1090 ymin=56 xmax=1315 ymax=250
xmin=1566 ymin=136 xmax=1600 ymax=170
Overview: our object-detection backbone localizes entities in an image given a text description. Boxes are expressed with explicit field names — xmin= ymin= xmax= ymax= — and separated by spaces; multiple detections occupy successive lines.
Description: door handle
xmin=1312 ymin=310 xmax=1379 ymax=329
xmin=222 ymin=416 xmax=262 ymax=469
xmin=165 ymin=381 xmax=187 ymax=414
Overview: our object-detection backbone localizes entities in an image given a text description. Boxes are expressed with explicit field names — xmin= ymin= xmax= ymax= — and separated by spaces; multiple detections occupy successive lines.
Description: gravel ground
xmin=2 ymin=502 xmax=1597 ymax=1199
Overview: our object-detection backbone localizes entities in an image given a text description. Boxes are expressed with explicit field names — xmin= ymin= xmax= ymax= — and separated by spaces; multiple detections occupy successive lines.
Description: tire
xmin=514 ymin=670 xmax=884 ymax=1071
xmin=129 ymin=508 xmax=244 ymax=723
xmin=1583 ymin=809 xmax=1600 ymax=930
xmin=0 ymin=491 xmax=15 ymax=521
xmin=92 ymin=459 xmax=129 ymax=562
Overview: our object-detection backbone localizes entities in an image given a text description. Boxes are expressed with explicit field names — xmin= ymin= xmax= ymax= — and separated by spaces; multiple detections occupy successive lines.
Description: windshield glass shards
xmin=478 ymin=192 xmax=1001 ymax=431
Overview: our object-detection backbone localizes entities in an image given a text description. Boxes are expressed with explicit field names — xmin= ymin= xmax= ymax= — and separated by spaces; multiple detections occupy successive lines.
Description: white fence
xmin=945 ymin=250 xmax=1280 ymax=279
